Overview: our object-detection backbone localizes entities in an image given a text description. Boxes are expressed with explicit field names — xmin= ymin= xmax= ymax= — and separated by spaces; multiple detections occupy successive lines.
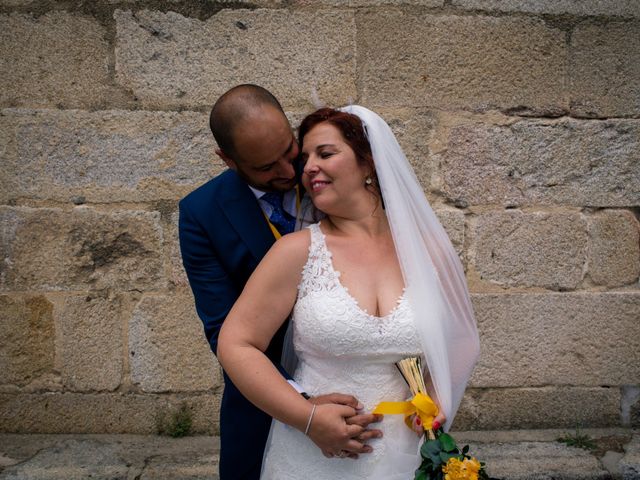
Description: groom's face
xmin=225 ymin=107 xmax=299 ymax=193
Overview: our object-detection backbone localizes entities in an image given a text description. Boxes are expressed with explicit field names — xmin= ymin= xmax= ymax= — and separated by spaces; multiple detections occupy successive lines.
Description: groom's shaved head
xmin=210 ymin=84 xmax=285 ymax=160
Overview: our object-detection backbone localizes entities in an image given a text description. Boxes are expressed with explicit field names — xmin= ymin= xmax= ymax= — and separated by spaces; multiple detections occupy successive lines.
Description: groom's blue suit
xmin=179 ymin=169 xmax=293 ymax=480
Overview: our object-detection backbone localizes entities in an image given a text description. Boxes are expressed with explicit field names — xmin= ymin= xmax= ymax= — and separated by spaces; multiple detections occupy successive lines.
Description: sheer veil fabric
xmin=340 ymin=105 xmax=480 ymax=430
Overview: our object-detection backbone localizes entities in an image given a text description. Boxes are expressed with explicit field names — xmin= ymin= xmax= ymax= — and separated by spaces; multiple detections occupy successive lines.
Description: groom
xmin=179 ymin=85 xmax=381 ymax=480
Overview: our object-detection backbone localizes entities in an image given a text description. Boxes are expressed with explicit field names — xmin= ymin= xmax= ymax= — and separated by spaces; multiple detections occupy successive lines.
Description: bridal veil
xmin=339 ymin=105 xmax=480 ymax=431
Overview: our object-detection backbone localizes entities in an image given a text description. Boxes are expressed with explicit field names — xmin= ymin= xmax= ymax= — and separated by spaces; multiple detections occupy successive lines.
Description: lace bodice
xmin=261 ymin=224 xmax=423 ymax=479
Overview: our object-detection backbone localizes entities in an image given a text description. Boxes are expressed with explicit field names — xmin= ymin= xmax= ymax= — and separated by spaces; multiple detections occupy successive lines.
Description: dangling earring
xmin=365 ymin=177 xmax=373 ymax=185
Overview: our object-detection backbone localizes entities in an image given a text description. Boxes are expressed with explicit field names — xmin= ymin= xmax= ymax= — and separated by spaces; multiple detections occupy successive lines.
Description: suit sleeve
xmin=178 ymin=199 xmax=293 ymax=381
xmin=179 ymin=200 xmax=236 ymax=356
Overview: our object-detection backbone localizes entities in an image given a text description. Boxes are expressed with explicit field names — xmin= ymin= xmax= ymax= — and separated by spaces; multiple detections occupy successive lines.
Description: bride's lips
xmin=310 ymin=180 xmax=331 ymax=193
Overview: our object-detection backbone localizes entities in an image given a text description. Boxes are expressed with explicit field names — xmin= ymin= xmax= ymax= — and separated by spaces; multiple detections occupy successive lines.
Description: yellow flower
xmin=442 ymin=457 xmax=481 ymax=480
xmin=465 ymin=457 xmax=481 ymax=473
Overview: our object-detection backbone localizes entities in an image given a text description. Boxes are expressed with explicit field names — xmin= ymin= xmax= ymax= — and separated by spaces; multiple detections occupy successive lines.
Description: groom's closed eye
xmin=256 ymin=139 xmax=297 ymax=172
xmin=257 ymin=162 xmax=276 ymax=172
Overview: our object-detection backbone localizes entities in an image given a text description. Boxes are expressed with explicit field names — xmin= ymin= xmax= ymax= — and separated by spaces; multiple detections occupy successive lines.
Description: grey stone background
xmin=0 ymin=0 xmax=638 ymax=435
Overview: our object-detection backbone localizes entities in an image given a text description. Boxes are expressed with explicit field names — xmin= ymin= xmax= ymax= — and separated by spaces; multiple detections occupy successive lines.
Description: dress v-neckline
xmin=313 ymin=224 xmax=406 ymax=320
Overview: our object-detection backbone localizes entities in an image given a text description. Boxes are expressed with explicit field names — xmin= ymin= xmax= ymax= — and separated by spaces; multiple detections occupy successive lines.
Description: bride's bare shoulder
xmin=263 ymin=228 xmax=312 ymax=267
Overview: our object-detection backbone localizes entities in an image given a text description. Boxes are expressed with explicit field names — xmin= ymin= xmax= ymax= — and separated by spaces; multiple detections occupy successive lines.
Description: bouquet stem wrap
xmin=373 ymin=392 xmax=439 ymax=431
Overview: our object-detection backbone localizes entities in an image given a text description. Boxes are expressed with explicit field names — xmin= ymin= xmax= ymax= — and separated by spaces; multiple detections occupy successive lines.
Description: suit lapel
xmin=218 ymin=171 xmax=275 ymax=262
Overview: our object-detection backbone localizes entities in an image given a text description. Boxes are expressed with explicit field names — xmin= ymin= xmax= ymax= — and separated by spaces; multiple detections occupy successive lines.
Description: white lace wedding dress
xmin=261 ymin=223 xmax=423 ymax=479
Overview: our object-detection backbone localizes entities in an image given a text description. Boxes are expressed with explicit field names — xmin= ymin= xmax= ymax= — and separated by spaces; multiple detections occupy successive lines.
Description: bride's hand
xmin=306 ymin=403 xmax=373 ymax=459
xmin=410 ymin=412 xmax=446 ymax=436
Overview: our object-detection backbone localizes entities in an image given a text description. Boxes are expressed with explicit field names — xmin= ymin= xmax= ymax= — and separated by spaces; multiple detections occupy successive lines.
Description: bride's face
xmin=301 ymin=122 xmax=370 ymax=212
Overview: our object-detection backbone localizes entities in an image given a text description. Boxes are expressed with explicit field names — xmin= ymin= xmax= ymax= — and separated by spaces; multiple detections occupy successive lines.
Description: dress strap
xmin=297 ymin=223 xmax=339 ymax=299
xmin=307 ymin=223 xmax=323 ymax=253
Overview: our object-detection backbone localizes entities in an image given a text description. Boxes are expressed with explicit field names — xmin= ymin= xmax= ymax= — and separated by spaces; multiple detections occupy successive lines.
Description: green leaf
xmin=421 ymin=440 xmax=441 ymax=461
xmin=439 ymin=451 xmax=459 ymax=463
xmin=438 ymin=433 xmax=458 ymax=452
xmin=414 ymin=470 xmax=429 ymax=480
xmin=421 ymin=440 xmax=440 ymax=455
xmin=462 ymin=445 xmax=470 ymax=455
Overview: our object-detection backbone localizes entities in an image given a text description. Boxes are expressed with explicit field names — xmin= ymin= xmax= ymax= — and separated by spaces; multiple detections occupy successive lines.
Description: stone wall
xmin=1 ymin=0 xmax=638 ymax=434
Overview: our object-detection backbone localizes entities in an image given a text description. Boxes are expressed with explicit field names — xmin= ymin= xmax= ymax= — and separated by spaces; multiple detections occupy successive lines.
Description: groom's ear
xmin=216 ymin=148 xmax=238 ymax=171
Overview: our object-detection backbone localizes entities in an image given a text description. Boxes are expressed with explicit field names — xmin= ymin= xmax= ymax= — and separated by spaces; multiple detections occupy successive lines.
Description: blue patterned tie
xmin=261 ymin=191 xmax=296 ymax=235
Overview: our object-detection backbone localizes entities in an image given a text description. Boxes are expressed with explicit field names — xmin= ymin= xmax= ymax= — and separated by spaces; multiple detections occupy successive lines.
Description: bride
xmin=218 ymin=106 xmax=480 ymax=479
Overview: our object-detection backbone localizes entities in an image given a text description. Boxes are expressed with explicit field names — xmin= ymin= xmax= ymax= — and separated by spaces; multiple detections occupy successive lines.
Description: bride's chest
xmin=291 ymin=288 xmax=422 ymax=359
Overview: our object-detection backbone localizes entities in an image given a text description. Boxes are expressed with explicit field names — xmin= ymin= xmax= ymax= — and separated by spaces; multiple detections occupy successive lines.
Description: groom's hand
xmin=306 ymin=403 xmax=371 ymax=459
xmin=308 ymin=393 xmax=383 ymax=458
xmin=309 ymin=392 xmax=360 ymax=407
xmin=309 ymin=393 xmax=383 ymax=436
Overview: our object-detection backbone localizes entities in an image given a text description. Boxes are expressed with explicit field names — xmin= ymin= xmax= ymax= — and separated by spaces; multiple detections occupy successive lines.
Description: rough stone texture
xmin=358 ymin=12 xmax=567 ymax=114
xmin=109 ymin=0 xmax=278 ymax=3
xmin=0 ymin=434 xmax=219 ymax=480
xmin=58 ymin=293 xmax=127 ymax=392
xmin=455 ymin=386 xmax=621 ymax=430
xmin=621 ymin=434 xmax=640 ymax=480
xmin=139 ymin=451 xmax=218 ymax=480
xmin=571 ymin=21 xmax=640 ymax=118
xmin=0 ymin=206 xmax=165 ymax=292
xmin=167 ymin=211 xmax=189 ymax=288
xmin=294 ymin=0 xmax=442 ymax=5
xmin=0 ymin=393 xmax=220 ymax=434
xmin=0 ymin=109 xmax=218 ymax=204
xmin=115 ymin=9 xmax=356 ymax=110
xmin=0 ymin=295 xmax=54 ymax=387
xmin=0 ymin=13 xmax=122 ymax=109
xmin=434 ymin=207 xmax=465 ymax=257
xmin=470 ymin=441 xmax=610 ymax=480
xmin=376 ymin=108 xmax=435 ymax=190
xmin=0 ymin=439 xmax=129 ymax=480
xmin=4 ymin=432 xmax=640 ymax=480
xmin=452 ymin=0 xmax=640 ymax=17
xmin=453 ymin=427 xmax=635 ymax=443
xmin=602 ymin=450 xmax=625 ymax=478
xmin=436 ymin=118 xmax=640 ymax=207
xmin=472 ymin=210 xmax=588 ymax=289
xmin=588 ymin=210 xmax=640 ymax=287
xmin=129 ymin=292 xmax=220 ymax=393
xmin=470 ymin=293 xmax=640 ymax=388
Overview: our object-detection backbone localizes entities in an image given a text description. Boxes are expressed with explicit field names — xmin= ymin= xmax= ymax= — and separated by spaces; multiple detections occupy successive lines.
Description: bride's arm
xmin=218 ymin=231 xmax=365 ymax=455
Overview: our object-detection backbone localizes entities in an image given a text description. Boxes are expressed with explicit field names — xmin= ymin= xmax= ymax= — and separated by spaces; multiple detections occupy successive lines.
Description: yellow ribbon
xmin=373 ymin=392 xmax=439 ymax=431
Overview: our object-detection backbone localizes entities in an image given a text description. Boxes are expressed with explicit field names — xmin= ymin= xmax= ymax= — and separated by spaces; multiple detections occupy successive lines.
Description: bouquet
xmin=373 ymin=357 xmax=489 ymax=480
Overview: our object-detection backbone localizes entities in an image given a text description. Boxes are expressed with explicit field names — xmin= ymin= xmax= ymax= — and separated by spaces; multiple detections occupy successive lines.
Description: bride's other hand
xmin=307 ymin=403 xmax=373 ymax=460
xmin=410 ymin=411 xmax=446 ymax=436
xmin=432 ymin=412 xmax=446 ymax=431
